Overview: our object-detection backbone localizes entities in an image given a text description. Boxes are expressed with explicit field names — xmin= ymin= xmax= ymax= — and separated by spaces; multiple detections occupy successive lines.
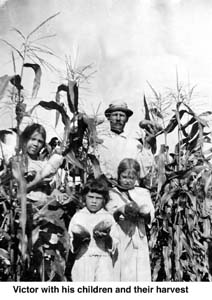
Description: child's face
xmin=85 ymin=192 xmax=105 ymax=213
xmin=119 ymin=170 xmax=137 ymax=189
xmin=26 ymin=131 xmax=45 ymax=159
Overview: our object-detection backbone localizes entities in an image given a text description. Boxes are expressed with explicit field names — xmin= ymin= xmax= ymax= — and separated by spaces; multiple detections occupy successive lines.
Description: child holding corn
xmin=68 ymin=176 xmax=118 ymax=281
xmin=106 ymin=158 xmax=155 ymax=281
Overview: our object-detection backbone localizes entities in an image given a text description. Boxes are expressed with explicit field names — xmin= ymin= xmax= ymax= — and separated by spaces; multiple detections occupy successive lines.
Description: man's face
xmin=109 ymin=111 xmax=128 ymax=134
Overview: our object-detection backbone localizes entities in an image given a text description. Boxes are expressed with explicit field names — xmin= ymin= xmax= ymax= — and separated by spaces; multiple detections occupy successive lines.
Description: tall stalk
xmin=1 ymin=13 xmax=59 ymax=281
xmin=176 ymin=71 xmax=182 ymax=172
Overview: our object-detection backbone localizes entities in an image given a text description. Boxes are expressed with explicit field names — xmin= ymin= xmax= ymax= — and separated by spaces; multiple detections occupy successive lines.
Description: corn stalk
xmin=147 ymin=79 xmax=212 ymax=281
xmin=0 ymin=13 xmax=59 ymax=280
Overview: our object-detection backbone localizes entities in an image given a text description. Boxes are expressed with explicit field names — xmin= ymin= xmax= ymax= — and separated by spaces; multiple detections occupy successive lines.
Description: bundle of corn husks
xmin=93 ymin=220 xmax=112 ymax=237
xmin=71 ymin=224 xmax=91 ymax=241
xmin=71 ymin=224 xmax=91 ymax=253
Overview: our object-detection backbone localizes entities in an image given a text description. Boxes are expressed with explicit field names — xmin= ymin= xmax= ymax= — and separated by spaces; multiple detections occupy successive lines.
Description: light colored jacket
xmin=94 ymin=131 xmax=154 ymax=179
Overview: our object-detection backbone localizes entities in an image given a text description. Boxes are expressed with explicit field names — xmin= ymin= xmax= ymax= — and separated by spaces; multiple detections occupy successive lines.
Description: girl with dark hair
xmin=21 ymin=123 xmax=49 ymax=204
xmin=106 ymin=158 xmax=155 ymax=281
xmin=21 ymin=123 xmax=65 ymax=206
xmin=21 ymin=123 xmax=46 ymax=157
xmin=20 ymin=123 xmax=70 ymax=281
xmin=68 ymin=176 xmax=118 ymax=281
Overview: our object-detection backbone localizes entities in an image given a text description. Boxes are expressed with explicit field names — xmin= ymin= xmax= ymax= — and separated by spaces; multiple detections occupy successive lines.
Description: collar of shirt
xmin=108 ymin=131 xmax=127 ymax=139
xmin=83 ymin=207 xmax=107 ymax=215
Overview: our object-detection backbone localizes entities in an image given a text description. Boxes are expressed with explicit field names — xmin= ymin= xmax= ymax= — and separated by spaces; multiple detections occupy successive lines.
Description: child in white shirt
xmin=106 ymin=158 xmax=155 ymax=281
xmin=68 ymin=176 xmax=118 ymax=281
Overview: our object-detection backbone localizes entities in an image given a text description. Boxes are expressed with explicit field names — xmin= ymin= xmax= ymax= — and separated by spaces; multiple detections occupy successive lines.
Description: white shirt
xmin=94 ymin=131 xmax=154 ymax=179
xmin=68 ymin=207 xmax=117 ymax=256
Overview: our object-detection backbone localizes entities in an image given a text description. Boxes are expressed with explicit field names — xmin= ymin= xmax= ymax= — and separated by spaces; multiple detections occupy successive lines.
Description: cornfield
xmin=0 ymin=14 xmax=212 ymax=281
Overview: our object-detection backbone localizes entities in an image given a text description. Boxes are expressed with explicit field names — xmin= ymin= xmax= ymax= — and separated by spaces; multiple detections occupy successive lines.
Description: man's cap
xmin=104 ymin=101 xmax=133 ymax=118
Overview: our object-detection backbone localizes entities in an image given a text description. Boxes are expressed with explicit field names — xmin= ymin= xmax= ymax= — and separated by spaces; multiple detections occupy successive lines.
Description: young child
xmin=68 ymin=176 xmax=118 ymax=281
xmin=106 ymin=158 xmax=155 ymax=281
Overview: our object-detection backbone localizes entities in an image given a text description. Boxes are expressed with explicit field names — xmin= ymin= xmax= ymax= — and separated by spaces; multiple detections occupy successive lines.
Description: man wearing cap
xmin=94 ymin=101 xmax=152 ymax=180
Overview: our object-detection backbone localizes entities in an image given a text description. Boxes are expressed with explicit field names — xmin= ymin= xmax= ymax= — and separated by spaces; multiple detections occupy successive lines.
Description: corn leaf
xmin=82 ymin=114 xmax=103 ymax=147
xmin=183 ymin=102 xmax=208 ymax=127
xmin=57 ymin=84 xmax=68 ymax=94
xmin=146 ymin=80 xmax=161 ymax=102
xmin=55 ymin=83 xmax=75 ymax=114
xmin=10 ymin=74 xmax=23 ymax=91
xmin=199 ymin=111 xmax=212 ymax=117
xmin=152 ymin=257 xmax=162 ymax=281
xmin=87 ymin=153 xmax=102 ymax=178
xmin=24 ymin=63 xmax=42 ymax=98
xmin=0 ymin=39 xmax=24 ymax=60
xmin=187 ymin=122 xmax=200 ymax=152
xmin=27 ymin=12 xmax=60 ymax=39
xmin=31 ymin=34 xmax=57 ymax=43
xmin=163 ymin=246 xmax=172 ymax=281
xmin=11 ymin=27 xmax=25 ymax=40
xmin=11 ymin=51 xmax=16 ymax=74
xmin=143 ymin=94 xmax=150 ymax=120
xmin=150 ymin=107 xmax=163 ymax=119
xmin=55 ymin=87 xmax=61 ymax=127
xmin=0 ymin=75 xmax=11 ymax=100
xmin=68 ymin=80 xmax=78 ymax=114
xmin=65 ymin=150 xmax=83 ymax=169
xmin=55 ymin=84 xmax=70 ymax=127
xmin=0 ymin=248 xmax=9 ymax=260
xmin=180 ymin=117 xmax=196 ymax=137
xmin=37 ymin=100 xmax=70 ymax=126
xmin=11 ymin=157 xmax=27 ymax=261
xmin=164 ymin=109 xmax=187 ymax=133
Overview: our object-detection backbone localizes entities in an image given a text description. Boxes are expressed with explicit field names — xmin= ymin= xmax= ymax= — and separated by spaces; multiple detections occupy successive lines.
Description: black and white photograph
xmin=0 ymin=0 xmax=212 ymax=298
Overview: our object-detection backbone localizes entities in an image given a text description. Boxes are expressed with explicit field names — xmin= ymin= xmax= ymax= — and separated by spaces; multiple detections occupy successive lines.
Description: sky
xmin=1 ymin=0 xmax=212 ymax=150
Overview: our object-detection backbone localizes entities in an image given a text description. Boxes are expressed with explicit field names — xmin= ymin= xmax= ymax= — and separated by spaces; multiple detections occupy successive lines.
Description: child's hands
xmin=93 ymin=230 xmax=109 ymax=239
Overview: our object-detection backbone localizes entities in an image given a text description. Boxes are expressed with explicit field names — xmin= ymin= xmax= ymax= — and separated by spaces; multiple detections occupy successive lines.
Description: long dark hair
xmin=20 ymin=123 xmax=46 ymax=152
